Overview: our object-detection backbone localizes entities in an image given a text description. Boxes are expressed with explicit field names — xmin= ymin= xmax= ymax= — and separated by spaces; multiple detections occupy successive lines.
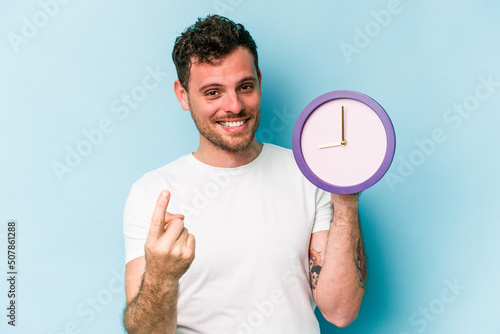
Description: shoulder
xmin=259 ymin=143 xmax=309 ymax=184
xmin=262 ymin=143 xmax=328 ymax=194
xmin=262 ymin=143 xmax=295 ymax=164
xmin=264 ymin=143 xmax=292 ymax=155
xmin=262 ymin=143 xmax=302 ymax=172
xmin=126 ymin=154 xmax=193 ymax=203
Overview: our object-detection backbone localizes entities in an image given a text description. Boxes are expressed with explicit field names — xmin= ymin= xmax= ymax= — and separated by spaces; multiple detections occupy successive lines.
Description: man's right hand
xmin=144 ymin=190 xmax=196 ymax=283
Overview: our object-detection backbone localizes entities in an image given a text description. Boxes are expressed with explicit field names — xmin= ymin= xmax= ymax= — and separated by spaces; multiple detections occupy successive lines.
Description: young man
xmin=122 ymin=15 xmax=366 ymax=334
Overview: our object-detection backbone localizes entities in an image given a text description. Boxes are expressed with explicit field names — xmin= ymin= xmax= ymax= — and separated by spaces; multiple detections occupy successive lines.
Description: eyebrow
xmin=238 ymin=76 xmax=258 ymax=85
xmin=197 ymin=76 xmax=258 ymax=93
xmin=198 ymin=83 xmax=223 ymax=93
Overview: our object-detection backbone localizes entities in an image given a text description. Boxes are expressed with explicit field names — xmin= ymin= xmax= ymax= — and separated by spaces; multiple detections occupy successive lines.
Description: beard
xmin=190 ymin=110 xmax=261 ymax=152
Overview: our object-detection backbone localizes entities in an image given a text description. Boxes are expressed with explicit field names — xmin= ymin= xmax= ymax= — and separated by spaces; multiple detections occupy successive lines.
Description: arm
xmin=123 ymin=191 xmax=195 ymax=334
xmin=123 ymin=257 xmax=179 ymax=334
xmin=309 ymin=193 xmax=366 ymax=327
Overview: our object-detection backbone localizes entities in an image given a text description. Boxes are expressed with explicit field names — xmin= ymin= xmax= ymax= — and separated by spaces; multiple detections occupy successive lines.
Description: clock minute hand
xmin=341 ymin=105 xmax=347 ymax=145
xmin=318 ymin=106 xmax=348 ymax=149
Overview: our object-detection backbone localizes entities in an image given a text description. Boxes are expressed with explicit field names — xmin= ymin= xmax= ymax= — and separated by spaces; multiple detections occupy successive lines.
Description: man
xmin=122 ymin=15 xmax=366 ymax=333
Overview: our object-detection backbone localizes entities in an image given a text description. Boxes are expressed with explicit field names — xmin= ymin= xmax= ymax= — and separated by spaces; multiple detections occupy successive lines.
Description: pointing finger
xmin=148 ymin=190 xmax=171 ymax=239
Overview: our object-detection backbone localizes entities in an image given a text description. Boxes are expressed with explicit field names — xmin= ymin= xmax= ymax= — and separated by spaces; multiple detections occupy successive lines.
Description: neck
xmin=193 ymin=139 xmax=263 ymax=168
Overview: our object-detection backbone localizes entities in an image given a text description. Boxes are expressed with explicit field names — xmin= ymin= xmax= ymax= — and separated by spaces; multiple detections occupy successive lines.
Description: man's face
xmin=175 ymin=47 xmax=262 ymax=152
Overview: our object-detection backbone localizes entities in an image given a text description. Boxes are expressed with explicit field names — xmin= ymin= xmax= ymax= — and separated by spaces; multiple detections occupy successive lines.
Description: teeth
xmin=219 ymin=120 xmax=245 ymax=128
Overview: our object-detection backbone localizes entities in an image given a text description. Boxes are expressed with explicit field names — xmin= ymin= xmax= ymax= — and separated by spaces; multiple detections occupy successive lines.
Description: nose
xmin=223 ymin=91 xmax=244 ymax=114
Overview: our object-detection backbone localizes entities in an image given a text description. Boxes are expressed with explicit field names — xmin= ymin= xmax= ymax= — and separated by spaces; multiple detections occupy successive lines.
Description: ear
xmin=257 ymin=68 xmax=263 ymax=97
xmin=174 ymin=80 xmax=190 ymax=111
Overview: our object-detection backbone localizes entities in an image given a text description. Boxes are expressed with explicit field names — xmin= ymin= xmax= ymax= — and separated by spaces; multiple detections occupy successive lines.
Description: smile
xmin=217 ymin=120 xmax=247 ymax=128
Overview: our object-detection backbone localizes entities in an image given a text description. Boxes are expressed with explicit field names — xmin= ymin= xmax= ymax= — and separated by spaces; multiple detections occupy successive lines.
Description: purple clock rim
xmin=292 ymin=90 xmax=396 ymax=194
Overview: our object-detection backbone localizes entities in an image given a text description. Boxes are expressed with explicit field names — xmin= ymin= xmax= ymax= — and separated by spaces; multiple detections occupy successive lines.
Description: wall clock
xmin=292 ymin=90 xmax=395 ymax=194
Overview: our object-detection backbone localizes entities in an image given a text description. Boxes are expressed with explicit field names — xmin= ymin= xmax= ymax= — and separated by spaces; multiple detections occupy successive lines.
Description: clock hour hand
xmin=318 ymin=141 xmax=343 ymax=149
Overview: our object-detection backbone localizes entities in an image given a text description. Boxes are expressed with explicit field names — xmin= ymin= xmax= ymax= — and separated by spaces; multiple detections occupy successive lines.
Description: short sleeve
xmin=123 ymin=182 xmax=155 ymax=264
xmin=311 ymin=188 xmax=331 ymax=233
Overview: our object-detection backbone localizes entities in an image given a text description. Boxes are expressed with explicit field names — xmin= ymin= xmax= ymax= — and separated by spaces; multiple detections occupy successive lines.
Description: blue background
xmin=1 ymin=0 xmax=499 ymax=333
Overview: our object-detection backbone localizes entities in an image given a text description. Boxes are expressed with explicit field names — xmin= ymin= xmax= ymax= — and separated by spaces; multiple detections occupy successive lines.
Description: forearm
xmin=123 ymin=272 xmax=179 ymax=334
xmin=315 ymin=195 xmax=366 ymax=326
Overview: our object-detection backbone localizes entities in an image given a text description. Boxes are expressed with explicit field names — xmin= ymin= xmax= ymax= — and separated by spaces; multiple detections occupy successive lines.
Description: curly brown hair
xmin=172 ymin=15 xmax=259 ymax=91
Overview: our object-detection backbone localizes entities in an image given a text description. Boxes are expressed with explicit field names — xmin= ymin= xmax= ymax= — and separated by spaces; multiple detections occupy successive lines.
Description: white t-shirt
xmin=123 ymin=143 xmax=331 ymax=333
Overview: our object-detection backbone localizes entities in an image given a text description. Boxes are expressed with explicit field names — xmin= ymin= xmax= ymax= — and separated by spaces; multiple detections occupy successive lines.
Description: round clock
xmin=292 ymin=90 xmax=395 ymax=194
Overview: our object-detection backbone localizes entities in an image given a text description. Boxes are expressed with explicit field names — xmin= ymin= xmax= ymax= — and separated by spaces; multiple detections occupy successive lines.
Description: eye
xmin=240 ymin=84 xmax=253 ymax=92
xmin=205 ymin=90 xmax=219 ymax=97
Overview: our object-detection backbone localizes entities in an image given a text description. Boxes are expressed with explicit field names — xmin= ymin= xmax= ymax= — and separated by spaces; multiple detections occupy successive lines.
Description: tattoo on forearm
xmin=354 ymin=237 xmax=367 ymax=288
xmin=309 ymin=249 xmax=322 ymax=290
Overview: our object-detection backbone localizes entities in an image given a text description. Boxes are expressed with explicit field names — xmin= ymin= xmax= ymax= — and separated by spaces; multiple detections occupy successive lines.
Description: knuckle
xmin=183 ymin=247 xmax=195 ymax=260
xmin=170 ymin=247 xmax=183 ymax=258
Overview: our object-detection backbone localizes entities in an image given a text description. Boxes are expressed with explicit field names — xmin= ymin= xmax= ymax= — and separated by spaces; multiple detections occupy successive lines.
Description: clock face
xmin=292 ymin=91 xmax=395 ymax=194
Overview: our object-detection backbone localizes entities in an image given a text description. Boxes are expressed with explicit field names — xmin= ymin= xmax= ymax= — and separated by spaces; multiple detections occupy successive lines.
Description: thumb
xmin=164 ymin=213 xmax=185 ymax=229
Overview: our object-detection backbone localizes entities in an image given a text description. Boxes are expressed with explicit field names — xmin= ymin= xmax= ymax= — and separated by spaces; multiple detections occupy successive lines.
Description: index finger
xmin=148 ymin=190 xmax=171 ymax=239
